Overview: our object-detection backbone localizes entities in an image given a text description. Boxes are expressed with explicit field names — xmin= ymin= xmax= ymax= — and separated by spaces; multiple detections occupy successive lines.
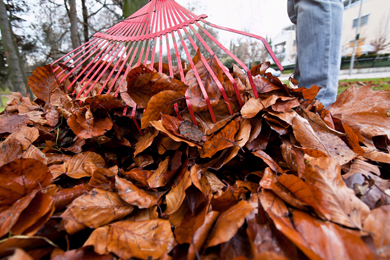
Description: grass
xmin=338 ymin=77 xmax=390 ymax=95
xmin=0 ymin=95 xmax=8 ymax=112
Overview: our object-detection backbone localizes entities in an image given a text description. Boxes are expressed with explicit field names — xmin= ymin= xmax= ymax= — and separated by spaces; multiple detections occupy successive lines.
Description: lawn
xmin=338 ymin=77 xmax=390 ymax=95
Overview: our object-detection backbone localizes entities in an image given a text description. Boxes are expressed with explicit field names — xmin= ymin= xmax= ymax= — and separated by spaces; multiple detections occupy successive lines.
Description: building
xmin=342 ymin=0 xmax=390 ymax=56
xmin=270 ymin=24 xmax=296 ymax=67
xmin=271 ymin=0 xmax=390 ymax=67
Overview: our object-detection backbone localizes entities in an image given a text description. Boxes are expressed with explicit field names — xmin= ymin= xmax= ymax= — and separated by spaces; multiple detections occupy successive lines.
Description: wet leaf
xmin=0 ymin=114 xmax=31 ymax=134
xmin=85 ymin=219 xmax=175 ymax=259
xmin=147 ymin=158 xmax=170 ymax=189
xmin=205 ymin=200 xmax=253 ymax=248
xmin=260 ymin=168 xmax=307 ymax=210
xmin=62 ymin=152 xmax=105 ymax=179
xmin=115 ymin=176 xmax=159 ymax=209
xmin=185 ymin=56 xmax=223 ymax=113
xmin=64 ymin=188 xmax=134 ymax=229
xmin=363 ymin=205 xmax=390 ymax=258
xmin=202 ymin=119 xmax=239 ymax=158
xmin=0 ymin=190 xmax=54 ymax=238
xmin=164 ymin=170 xmax=191 ymax=215
xmin=134 ymin=129 xmax=159 ymax=156
xmin=67 ymin=106 xmax=113 ymax=139
xmin=53 ymin=184 xmax=87 ymax=211
xmin=292 ymin=110 xmax=356 ymax=165
xmin=27 ymin=65 xmax=66 ymax=104
xmin=0 ymin=159 xmax=52 ymax=208
xmin=141 ymin=90 xmax=184 ymax=129
xmin=126 ymin=65 xmax=188 ymax=108
xmin=304 ymin=155 xmax=370 ymax=228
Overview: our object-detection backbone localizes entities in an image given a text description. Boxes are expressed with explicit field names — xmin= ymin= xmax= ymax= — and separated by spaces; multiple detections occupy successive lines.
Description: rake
xmin=51 ymin=0 xmax=283 ymax=132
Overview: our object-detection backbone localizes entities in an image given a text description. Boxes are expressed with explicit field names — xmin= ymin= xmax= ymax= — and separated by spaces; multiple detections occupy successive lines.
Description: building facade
xmin=342 ymin=0 xmax=390 ymax=56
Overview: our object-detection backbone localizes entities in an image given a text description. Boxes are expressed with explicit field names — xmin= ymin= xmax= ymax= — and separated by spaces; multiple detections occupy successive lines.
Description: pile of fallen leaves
xmin=0 ymin=53 xmax=390 ymax=260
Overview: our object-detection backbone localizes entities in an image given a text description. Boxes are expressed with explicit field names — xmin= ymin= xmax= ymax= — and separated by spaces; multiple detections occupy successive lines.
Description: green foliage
xmin=123 ymin=0 xmax=148 ymax=18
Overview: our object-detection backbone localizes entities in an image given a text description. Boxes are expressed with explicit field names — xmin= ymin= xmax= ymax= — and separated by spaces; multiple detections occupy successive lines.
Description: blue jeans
xmin=288 ymin=0 xmax=343 ymax=107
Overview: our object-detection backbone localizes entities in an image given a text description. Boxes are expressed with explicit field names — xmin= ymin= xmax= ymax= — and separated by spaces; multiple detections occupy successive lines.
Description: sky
xmin=176 ymin=0 xmax=293 ymax=44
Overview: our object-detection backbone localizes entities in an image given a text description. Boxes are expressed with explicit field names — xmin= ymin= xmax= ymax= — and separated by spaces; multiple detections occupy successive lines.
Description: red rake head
xmin=51 ymin=0 xmax=282 ymax=128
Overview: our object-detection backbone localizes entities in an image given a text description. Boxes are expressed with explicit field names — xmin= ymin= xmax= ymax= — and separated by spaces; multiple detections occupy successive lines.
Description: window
xmin=274 ymin=42 xmax=286 ymax=54
xmin=353 ymin=14 xmax=369 ymax=28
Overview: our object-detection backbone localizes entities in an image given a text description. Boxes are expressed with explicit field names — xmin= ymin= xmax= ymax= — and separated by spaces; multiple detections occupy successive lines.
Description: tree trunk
xmin=69 ymin=0 xmax=80 ymax=49
xmin=0 ymin=0 xmax=26 ymax=95
xmin=81 ymin=0 xmax=89 ymax=43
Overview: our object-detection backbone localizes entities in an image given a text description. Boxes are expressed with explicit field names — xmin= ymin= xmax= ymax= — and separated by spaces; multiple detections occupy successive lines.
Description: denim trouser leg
xmin=287 ymin=0 xmax=343 ymax=107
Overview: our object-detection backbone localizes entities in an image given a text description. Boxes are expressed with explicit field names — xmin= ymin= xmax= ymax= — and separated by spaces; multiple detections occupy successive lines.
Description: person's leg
xmin=288 ymin=0 xmax=343 ymax=107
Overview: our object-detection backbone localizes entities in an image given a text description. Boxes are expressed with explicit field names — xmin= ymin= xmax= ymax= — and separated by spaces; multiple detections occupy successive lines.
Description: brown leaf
xmin=51 ymin=247 xmax=115 ymax=260
xmin=126 ymin=65 xmax=188 ymax=108
xmin=363 ymin=205 xmax=390 ymax=259
xmin=10 ymin=192 xmax=54 ymax=236
xmin=123 ymin=168 xmax=153 ymax=187
xmin=134 ymin=129 xmax=159 ymax=156
xmin=54 ymin=184 xmax=87 ymax=211
xmin=115 ymin=176 xmax=159 ymax=208
xmin=290 ymin=210 xmax=375 ymax=260
xmin=277 ymin=174 xmax=318 ymax=209
xmin=253 ymin=75 xmax=280 ymax=94
xmin=83 ymin=94 xmax=125 ymax=111
xmin=290 ymin=85 xmax=321 ymax=99
xmin=250 ymin=62 xmax=270 ymax=77
xmin=0 ymin=114 xmax=31 ymax=134
xmin=151 ymin=116 xmax=201 ymax=148
xmin=211 ymin=186 xmax=238 ymax=213
xmin=0 ymin=190 xmax=54 ymax=237
xmin=67 ymin=106 xmax=112 ymax=139
xmin=204 ymin=171 xmax=226 ymax=193
xmin=7 ymin=248 xmax=34 ymax=260
xmin=181 ymin=99 xmax=240 ymax=136
xmin=147 ymin=158 xmax=170 ymax=189
xmin=0 ymin=159 xmax=53 ymax=209
xmin=164 ymin=170 xmax=191 ymax=215
xmin=260 ymin=168 xmax=307 ymax=210
xmin=141 ymin=90 xmax=184 ymax=129
xmin=292 ymin=110 xmax=356 ymax=165
xmin=62 ymin=152 xmax=105 ymax=179
xmin=187 ymin=211 xmax=219 ymax=260
xmin=127 ymin=65 xmax=188 ymax=108
xmin=127 ymin=206 xmax=159 ymax=222
xmin=202 ymin=119 xmax=239 ymax=158
xmin=205 ymin=200 xmax=253 ymax=248
xmin=185 ymin=56 xmax=223 ymax=113
xmin=179 ymin=121 xmax=205 ymax=142
xmin=328 ymin=85 xmax=390 ymax=145
xmin=22 ymin=145 xmax=48 ymax=165
xmin=45 ymin=107 xmax=59 ymax=127
xmin=0 ymin=137 xmax=22 ymax=168
xmin=6 ymin=125 xmax=39 ymax=150
xmin=27 ymin=65 xmax=66 ymax=104
xmin=304 ymin=155 xmax=370 ymax=228
xmin=64 ymin=188 xmax=134 ymax=229
xmin=253 ymin=150 xmax=283 ymax=174
xmin=174 ymin=200 xmax=209 ymax=244
xmin=85 ymin=219 xmax=176 ymax=259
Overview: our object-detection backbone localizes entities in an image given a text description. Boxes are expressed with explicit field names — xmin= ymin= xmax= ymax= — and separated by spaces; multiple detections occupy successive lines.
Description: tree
xmin=0 ymin=0 xmax=27 ymax=95
xmin=370 ymin=35 xmax=390 ymax=54
xmin=64 ymin=0 xmax=80 ymax=49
